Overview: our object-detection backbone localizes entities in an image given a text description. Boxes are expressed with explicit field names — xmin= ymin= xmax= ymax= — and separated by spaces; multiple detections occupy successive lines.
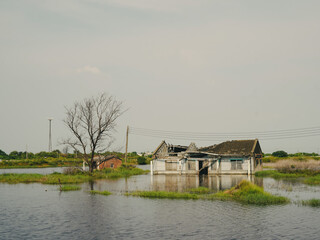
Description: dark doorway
xmin=199 ymin=161 xmax=208 ymax=175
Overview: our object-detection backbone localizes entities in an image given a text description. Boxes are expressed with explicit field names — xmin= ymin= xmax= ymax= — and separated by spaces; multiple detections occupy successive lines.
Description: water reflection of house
xmin=151 ymin=139 xmax=262 ymax=175
xmin=94 ymin=155 xmax=122 ymax=170
xmin=151 ymin=175 xmax=263 ymax=192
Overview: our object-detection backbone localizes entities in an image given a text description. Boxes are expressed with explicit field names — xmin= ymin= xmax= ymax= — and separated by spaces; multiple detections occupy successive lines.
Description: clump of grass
xmin=60 ymin=185 xmax=81 ymax=191
xmin=301 ymin=199 xmax=320 ymax=207
xmin=304 ymin=175 xmax=320 ymax=185
xmin=209 ymin=180 xmax=289 ymax=205
xmin=90 ymin=190 xmax=111 ymax=196
xmin=126 ymin=181 xmax=289 ymax=205
xmin=126 ymin=191 xmax=198 ymax=199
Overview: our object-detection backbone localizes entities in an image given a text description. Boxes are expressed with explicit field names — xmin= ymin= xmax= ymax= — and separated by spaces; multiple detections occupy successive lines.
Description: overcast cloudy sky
xmin=1 ymin=0 xmax=320 ymax=154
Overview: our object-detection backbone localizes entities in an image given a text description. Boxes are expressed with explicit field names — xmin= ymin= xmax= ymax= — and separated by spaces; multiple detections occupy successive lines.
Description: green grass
xmin=301 ymin=199 xmax=320 ymax=207
xmin=126 ymin=181 xmax=289 ymax=205
xmin=0 ymin=167 xmax=149 ymax=184
xmin=304 ymin=175 xmax=320 ymax=185
xmin=262 ymin=156 xmax=320 ymax=163
xmin=211 ymin=180 xmax=289 ymax=205
xmin=255 ymin=170 xmax=305 ymax=179
xmin=127 ymin=191 xmax=199 ymax=199
xmin=0 ymin=173 xmax=44 ymax=183
xmin=60 ymin=185 xmax=81 ymax=191
xmin=0 ymin=158 xmax=83 ymax=169
xmin=255 ymin=170 xmax=320 ymax=185
xmin=90 ymin=190 xmax=111 ymax=196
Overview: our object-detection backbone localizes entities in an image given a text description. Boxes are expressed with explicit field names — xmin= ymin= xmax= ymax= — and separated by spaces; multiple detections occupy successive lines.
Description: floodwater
xmin=1 ymin=166 xmax=320 ymax=239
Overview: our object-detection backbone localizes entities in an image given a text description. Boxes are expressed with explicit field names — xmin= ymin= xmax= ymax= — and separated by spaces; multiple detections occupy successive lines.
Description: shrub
xmin=137 ymin=156 xmax=147 ymax=165
xmin=272 ymin=151 xmax=288 ymax=158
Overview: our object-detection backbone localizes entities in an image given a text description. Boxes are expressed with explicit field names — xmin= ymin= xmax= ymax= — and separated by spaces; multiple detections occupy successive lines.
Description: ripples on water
xmin=1 ymin=166 xmax=320 ymax=239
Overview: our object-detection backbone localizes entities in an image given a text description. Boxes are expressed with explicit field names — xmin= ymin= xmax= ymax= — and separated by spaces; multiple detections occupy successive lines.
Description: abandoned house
xmin=94 ymin=155 xmax=122 ymax=170
xmin=151 ymin=139 xmax=262 ymax=175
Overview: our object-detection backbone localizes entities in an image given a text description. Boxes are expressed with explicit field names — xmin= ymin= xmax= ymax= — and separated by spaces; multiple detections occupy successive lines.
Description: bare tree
xmin=63 ymin=93 xmax=124 ymax=173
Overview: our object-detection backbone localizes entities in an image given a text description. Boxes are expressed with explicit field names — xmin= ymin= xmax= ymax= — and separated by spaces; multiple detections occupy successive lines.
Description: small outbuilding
xmin=94 ymin=155 xmax=122 ymax=170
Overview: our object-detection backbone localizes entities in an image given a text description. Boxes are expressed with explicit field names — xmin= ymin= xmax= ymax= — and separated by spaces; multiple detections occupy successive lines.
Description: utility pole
xmin=125 ymin=126 xmax=129 ymax=165
xmin=26 ymin=144 xmax=28 ymax=159
xmin=48 ymin=118 xmax=53 ymax=152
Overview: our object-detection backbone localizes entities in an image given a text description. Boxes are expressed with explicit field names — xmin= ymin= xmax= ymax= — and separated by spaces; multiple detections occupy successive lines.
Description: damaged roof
xmin=200 ymin=139 xmax=261 ymax=156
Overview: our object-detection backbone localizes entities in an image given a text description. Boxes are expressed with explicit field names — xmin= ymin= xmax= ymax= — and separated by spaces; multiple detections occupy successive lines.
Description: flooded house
xmin=151 ymin=139 xmax=262 ymax=175
xmin=94 ymin=155 xmax=122 ymax=170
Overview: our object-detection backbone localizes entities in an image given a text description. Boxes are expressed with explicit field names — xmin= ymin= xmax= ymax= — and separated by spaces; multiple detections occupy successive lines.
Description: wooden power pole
xmin=125 ymin=126 xmax=129 ymax=165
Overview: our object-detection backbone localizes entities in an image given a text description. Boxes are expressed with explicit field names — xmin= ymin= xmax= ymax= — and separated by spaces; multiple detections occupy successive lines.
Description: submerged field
xmin=0 ymin=167 xmax=149 ymax=184
xmin=126 ymin=180 xmax=289 ymax=205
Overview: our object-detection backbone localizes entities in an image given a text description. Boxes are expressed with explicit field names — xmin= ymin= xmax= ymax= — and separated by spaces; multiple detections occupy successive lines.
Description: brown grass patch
xmin=264 ymin=160 xmax=320 ymax=173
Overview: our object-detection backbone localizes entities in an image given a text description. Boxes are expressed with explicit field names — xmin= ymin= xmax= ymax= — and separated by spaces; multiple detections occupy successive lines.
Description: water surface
xmin=1 ymin=166 xmax=320 ymax=239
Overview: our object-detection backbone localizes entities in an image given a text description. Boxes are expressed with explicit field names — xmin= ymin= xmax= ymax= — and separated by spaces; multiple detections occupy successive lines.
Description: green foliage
xmin=219 ymin=180 xmax=289 ymax=205
xmin=0 ymin=149 xmax=9 ymax=160
xmin=272 ymin=150 xmax=288 ymax=158
xmin=0 ymin=173 xmax=43 ymax=183
xmin=60 ymin=185 xmax=81 ymax=191
xmin=255 ymin=170 xmax=305 ymax=179
xmin=289 ymin=152 xmax=318 ymax=157
xmin=301 ymin=199 xmax=320 ymax=207
xmin=0 ymin=167 xmax=149 ymax=184
xmin=0 ymin=157 xmax=83 ymax=169
xmin=137 ymin=156 xmax=147 ymax=165
xmin=90 ymin=190 xmax=111 ymax=196
xmin=256 ymin=170 xmax=320 ymax=185
xmin=304 ymin=175 xmax=320 ymax=185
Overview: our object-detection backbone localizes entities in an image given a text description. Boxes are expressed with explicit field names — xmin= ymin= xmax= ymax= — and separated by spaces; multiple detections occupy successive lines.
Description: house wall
xmin=152 ymin=156 xmax=258 ymax=175
xmin=99 ymin=158 xmax=122 ymax=169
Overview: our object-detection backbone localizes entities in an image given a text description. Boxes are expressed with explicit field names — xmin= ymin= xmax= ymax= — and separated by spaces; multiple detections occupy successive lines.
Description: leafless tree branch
xmin=62 ymin=93 xmax=125 ymax=173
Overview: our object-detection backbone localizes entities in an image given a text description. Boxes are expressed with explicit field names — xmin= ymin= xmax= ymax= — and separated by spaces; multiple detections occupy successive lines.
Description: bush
xmin=272 ymin=150 xmax=288 ymax=158
xmin=137 ymin=156 xmax=147 ymax=165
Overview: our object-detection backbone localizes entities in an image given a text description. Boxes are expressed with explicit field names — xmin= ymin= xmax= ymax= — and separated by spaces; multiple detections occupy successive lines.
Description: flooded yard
xmin=1 ymin=166 xmax=320 ymax=239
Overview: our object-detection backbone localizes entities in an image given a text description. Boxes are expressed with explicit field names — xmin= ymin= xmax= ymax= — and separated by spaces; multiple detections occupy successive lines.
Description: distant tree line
xmin=263 ymin=150 xmax=319 ymax=158
xmin=0 ymin=149 xmax=75 ymax=160
xmin=0 ymin=149 xmax=152 ymax=164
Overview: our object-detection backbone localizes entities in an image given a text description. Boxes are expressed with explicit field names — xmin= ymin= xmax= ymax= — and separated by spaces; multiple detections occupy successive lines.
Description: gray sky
xmin=1 ymin=0 xmax=320 ymax=154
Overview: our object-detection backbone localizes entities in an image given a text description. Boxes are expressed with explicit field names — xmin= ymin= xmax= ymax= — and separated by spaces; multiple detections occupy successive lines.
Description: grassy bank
xmin=255 ymin=170 xmax=320 ymax=185
xmin=0 ymin=167 xmax=149 ymax=184
xmin=0 ymin=158 xmax=83 ymax=169
xmin=263 ymin=156 xmax=320 ymax=163
xmin=126 ymin=180 xmax=289 ymax=205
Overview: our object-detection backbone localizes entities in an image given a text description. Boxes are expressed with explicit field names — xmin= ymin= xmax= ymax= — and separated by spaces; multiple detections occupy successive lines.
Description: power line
xmin=129 ymin=126 xmax=320 ymax=141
